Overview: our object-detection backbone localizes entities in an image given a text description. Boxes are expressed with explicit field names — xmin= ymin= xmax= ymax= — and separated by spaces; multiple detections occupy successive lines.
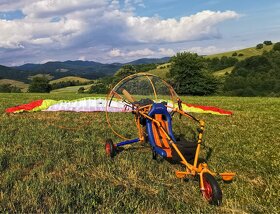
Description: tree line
xmin=3 ymin=41 xmax=279 ymax=97
xmin=223 ymin=42 xmax=280 ymax=96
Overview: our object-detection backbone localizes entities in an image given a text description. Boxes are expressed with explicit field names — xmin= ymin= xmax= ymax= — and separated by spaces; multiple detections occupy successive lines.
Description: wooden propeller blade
xmin=122 ymin=89 xmax=135 ymax=103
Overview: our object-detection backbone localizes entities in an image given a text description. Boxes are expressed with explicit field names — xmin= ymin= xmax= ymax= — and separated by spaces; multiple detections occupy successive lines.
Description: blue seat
xmin=146 ymin=103 xmax=176 ymax=158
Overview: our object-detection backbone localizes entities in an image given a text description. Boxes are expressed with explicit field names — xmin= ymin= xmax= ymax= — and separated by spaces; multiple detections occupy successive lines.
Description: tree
xmin=78 ymin=87 xmax=85 ymax=93
xmin=28 ymin=76 xmax=51 ymax=93
xmin=88 ymin=82 xmax=108 ymax=94
xmin=168 ymin=52 xmax=219 ymax=95
xmin=0 ymin=84 xmax=21 ymax=93
xmin=232 ymin=52 xmax=238 ymax=56
xmin=263 ymin=41 xmax=272 ymax=45
xmin=273 ymin=42 xmax=280 ymax=51
xmin=114 ymin=65 xmax=136 ymax=79
xmin=256 ymin=44 xmax=263 ymax=49
xmin=223 ymin=51 xmax=280 ymax=97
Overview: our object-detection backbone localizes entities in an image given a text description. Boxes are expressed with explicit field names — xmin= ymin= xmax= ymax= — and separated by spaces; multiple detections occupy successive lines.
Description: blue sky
xmin=0 ymin=0 xmax=279 ymax=66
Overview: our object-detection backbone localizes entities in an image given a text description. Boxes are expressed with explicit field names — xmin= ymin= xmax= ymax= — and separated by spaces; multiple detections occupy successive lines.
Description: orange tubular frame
xmin=106 ymin=73 xmax=235 ymax=187
xmin=137 ymin=106 xmax=235 ymax=186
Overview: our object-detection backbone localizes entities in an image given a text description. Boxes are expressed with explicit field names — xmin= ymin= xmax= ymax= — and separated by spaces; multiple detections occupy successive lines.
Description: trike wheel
xmin=200 ymin=173 xmax=222 ymax=206
xmin=105 ymin=139 xmax=116 ymax=158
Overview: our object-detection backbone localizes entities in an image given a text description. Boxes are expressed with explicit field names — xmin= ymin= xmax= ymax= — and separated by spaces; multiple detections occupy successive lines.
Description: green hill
xmin=51 ymin=83 xmax=94 ymax=93
xmin=50 ymin=76 xmax=91 ymax=84
xmin=0 ymin=79 xmax=29 ymax=92
xmin=207 ymin=44 xmax=274 ymax=60
xmin=147 ymin=44 xmax=275 ymax=78
xmin=148 ymin=63 xmax=171 ymax=79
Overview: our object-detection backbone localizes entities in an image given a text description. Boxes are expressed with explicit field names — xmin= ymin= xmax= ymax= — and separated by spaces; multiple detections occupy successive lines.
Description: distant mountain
xmin=14 ymin=60 xmax=121 ymax=81
xmin=0 ymin=57 xmax=171 ymax=83
xmin=0 ymin=65 xmax=30 ymax=82
xmin=127 ymin=57 xmax=171 ymax=65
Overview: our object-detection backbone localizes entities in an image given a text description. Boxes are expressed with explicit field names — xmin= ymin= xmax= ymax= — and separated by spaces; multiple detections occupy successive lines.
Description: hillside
xmin=207 ymin=44 xmax=274 ymax=60
xmin=148 ymin=64 xmax=171 ymax=79
xmin=0 ymin=65 xmax=29 ymax=82
xmin=0 ymin=57 xmax=171 ymax=84
xmin=51 ymin=84 xmax=94 ymax=93
xmin=213 ymin=66 xmax=234 ymax=77
xmin=50 ymin=76 xmax=91 ymax=84
xmin=127 ymin=57 xmax=170 ymax=65
xmin=15 ymin=60 xmax=121 ymax=81
xmin=147 ymin=44 xmax=276 ymax=78
xmin=0 ymin=79 xmax=29 ymax=92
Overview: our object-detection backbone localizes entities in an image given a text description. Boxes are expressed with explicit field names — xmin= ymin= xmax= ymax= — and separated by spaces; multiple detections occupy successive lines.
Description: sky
xmin=0 ymin=0 xmax=279 ymax=66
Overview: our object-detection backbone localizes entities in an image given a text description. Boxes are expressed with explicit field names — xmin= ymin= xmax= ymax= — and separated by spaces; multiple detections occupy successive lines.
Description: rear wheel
xmin=200 ymin=173 xmax=222 ymax=206
xmin=105 ymin=139 xmax=116 ymax=158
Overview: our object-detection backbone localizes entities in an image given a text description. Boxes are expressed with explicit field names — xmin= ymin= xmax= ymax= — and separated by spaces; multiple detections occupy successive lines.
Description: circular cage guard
xmin=106 ymin=73 xmax=180 ymax=140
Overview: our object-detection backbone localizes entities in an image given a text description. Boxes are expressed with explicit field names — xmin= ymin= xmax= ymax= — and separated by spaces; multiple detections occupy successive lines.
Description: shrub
xmin=78 ymin=87 xmax=85 ymax=93
xmin=273 ymin=42 xmax=280 ymax=51
xmin=88 ymin=82 xmax=108 ymax=94
xmin=256 ymin=44 xmax=263 ymax=49
xmin=0 ymin=84 xmax=22 ymax=93
xmin=168 ymin=52 xmax=219 ymax=95
xmin=263 ymin=41 xmax=272 ymax=45
xmin=28 ymin=76 xmax=51 ymax=93
xmin=232 ymin=52 xmax=238 ymax=56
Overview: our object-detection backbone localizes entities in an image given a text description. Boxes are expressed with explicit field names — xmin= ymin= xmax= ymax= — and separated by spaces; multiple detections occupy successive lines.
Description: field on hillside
xmin=50 ymin=76 xmax=91 ymax=84
xmin=0 ymin=93 xmax=279 ymax=213
xmin=207 ymin=45 xmax=274 ymax=60
xmin=148 ymin=44 xmax=276 ymax=79
xmin=51 ymin=84 xmax=93 ymax=93
xmin=0 ymin=79 xmax=29 ymax=92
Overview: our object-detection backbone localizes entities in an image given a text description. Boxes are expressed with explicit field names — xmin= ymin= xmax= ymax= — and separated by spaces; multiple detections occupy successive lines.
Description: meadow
xmin=0 ymin=93 xmax=279 ymax=213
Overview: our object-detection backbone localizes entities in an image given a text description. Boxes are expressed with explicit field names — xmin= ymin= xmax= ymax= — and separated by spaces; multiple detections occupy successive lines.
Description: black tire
xmin=200 ymin=173 xmax=222 ymax=206
xmin=105 ymin=139 xmax=116 ymax=158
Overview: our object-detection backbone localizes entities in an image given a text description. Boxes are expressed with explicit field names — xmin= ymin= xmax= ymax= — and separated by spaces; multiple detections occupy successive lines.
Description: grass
xmin=207 ymin=45 xmax=274 ymax=60
xmin=50 ymin=76 xmax=91 ymax=84
xmin=0 ymin=79 xmax=29 ymax=92
xmin=148 ymin=63 xmax=171 ymax=79
xmin=0 ymin=93 xmax=279 ymax=212
xmin=51 ymin=84 xmax=94 ymax=93
xmin=148 ymin=64 xmax=170 ymax=79
xmin=213 ymin=67 xmax=234 ymax=77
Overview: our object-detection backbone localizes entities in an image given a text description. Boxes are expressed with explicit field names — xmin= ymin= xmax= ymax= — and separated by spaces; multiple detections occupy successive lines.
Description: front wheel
xmin=105 ymin=139 xmax=116 ymax=158
xmin=200 ymin=173 xmax=222 ymax=206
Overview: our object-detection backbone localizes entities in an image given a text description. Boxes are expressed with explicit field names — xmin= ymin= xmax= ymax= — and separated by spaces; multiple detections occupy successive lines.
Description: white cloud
xmin=22 ymin=0 xmax=107 ymax=18
xmin=185 ymin=46 xmax=223 ymax=55
xmin=158 ymin=48 xmax=176 ymax=56
xmin=108 ymin=47 xmax=175 ymax=58
xmin=183 ymin=45 xmax=240 ymax=55
xmin=0 ymin=17 xmax=84 ymax=48
xmin=109 ymin=48 xmax=122 ymax=57
xmin=125 ymin=10 xmax=239 ymax=43
xmin=78 ymin=55 xmax=86 ymax=61
xmin=109 ymin=48 xmax=154 ymax=57
xmin=0 ymin=0 xmax=240 ymax=64
xmin=124 ymin=0 xmax=145 ymax=11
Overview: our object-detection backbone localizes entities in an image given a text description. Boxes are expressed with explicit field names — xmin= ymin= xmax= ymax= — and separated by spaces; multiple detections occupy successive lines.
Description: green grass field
xmin=0 ymin=93 xmax=279 ymax=212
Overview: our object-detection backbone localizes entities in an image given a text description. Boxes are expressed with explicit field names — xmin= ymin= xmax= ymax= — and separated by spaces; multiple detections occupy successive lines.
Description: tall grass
xmin=0 ymin=93 xmax=279 ymax=213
